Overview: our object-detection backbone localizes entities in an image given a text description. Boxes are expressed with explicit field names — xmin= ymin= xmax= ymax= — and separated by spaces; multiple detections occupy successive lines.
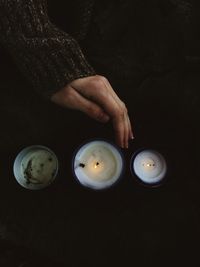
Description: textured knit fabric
xmin=0 ymin=0 xmax=194 ymax=98
xmin=0 ymin=0 xmax=96 ymax=98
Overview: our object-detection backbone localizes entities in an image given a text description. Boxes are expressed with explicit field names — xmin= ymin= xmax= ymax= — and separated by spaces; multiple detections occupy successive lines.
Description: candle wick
xmin=94 ymin=162 xmax=100 ymax=169
xmin=79 ymin=163 xmax=85 ymax=168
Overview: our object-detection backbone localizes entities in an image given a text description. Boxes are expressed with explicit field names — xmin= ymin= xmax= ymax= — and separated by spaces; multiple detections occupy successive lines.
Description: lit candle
xmin=13 ymin=145 xmax=59 ymax=190
xmin=131 ymin=149 xmax=167 ymax=186
xmin=72 ymin=140 xmax=124 ymax=190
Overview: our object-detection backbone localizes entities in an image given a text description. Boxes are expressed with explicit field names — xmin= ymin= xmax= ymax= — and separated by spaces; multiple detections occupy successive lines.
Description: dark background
xmin=0 ymin=1 xmax=200 ymax=266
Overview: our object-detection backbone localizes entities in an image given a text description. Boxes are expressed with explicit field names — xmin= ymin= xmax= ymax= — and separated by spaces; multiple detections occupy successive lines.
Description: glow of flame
xmin=94 ymin=162 xmax=100 ymax=169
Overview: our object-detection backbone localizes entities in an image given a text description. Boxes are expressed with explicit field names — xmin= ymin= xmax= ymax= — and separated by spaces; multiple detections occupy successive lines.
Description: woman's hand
xmin=51 ymin=75 xmax=134 ymax=148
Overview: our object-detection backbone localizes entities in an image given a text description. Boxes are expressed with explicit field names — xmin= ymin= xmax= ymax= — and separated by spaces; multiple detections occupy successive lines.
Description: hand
xmin=51 ymin=75 xmax=134 ymax=148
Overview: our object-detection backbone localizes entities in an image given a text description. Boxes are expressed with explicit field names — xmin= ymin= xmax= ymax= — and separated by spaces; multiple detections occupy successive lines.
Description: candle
xmin=13 ymin=145 xmax=59 ymax=190
xmin=131 ymin=149 xmax=167 ymax=186
xmin=72 ymin=140 xmax=124 ymax=190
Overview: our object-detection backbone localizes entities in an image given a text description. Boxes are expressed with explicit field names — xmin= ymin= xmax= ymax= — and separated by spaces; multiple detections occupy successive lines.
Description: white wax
xmin=73 ymin=141 xmax=123 ymax=189
xmin=21 ymin=149 xmax=57 ymax=186
xmin=133 ymin=150 xmax=167 ymax=184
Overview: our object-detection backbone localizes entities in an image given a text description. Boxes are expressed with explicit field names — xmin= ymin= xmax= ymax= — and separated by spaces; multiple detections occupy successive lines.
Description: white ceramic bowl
xmin=13 ymin=145 xmax=59 ymax=190
xmin=72 ymin=140 xmax=125 ymax=190
xmin=131 ymin=149 xmax=167 ymax=187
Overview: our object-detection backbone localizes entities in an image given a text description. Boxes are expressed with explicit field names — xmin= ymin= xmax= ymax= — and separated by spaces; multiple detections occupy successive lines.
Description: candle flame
xmin=142 ymin=163 xmax=155 ymax=167
xmin=94 ymin=162 xmax=100 ymax=168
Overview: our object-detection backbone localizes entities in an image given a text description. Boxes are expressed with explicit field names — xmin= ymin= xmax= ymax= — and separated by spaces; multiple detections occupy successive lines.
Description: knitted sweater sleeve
xmin=0 ymin=0 xmax=96 ymax=98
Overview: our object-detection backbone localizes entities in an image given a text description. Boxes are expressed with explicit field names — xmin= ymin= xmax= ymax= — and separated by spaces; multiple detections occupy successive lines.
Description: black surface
xmin=1 ymin=1 xmax=200 ymax=265
xmin=0 ymin=63 xmax=200 ymax=266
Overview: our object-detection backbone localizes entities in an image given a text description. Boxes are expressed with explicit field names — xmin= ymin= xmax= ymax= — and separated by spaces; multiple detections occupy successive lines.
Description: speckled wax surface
xmin=21 ymin=149 xmax=57 ymax=185
xmin=14 ymin=146 xmax=58 ymax=190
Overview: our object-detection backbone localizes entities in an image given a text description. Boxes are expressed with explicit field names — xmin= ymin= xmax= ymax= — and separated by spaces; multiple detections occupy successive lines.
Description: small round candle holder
xmin=130 ymin=148 xmax=167 ymax=187
xmin=13 ymin=145 xmax=59 ymax=190
xmin=72 ymin=139 xmax=125 ymax=190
